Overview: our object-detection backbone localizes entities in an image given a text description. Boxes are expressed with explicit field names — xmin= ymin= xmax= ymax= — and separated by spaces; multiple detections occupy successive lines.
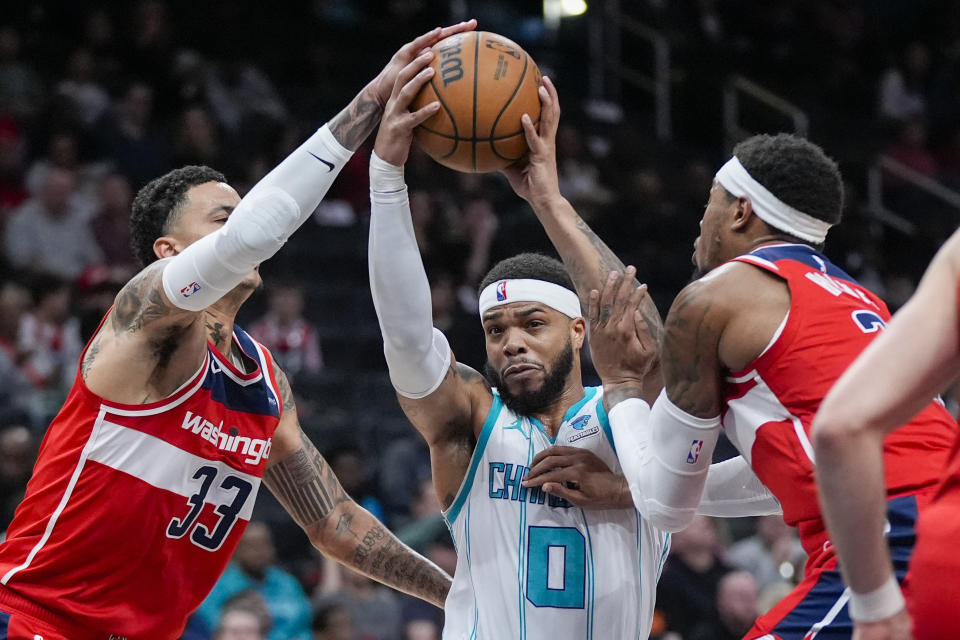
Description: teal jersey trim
xmin=564 ymin=386 xmax=598 ymax=423
xmin=444 ymin=393 xmax=504 ymax=525
xmin=528 ymin=387 xmax=599 ymax=443
xmin=595 ymin=393 xmax=616 ymax=456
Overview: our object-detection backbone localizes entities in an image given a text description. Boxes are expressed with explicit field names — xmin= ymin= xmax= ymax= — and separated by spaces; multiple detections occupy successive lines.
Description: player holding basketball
xmin=814 ymin=227 xmax=960 ymax=640
xmin=0 ymin=23 xmax=477 ymax=640
xmin=568 ymin=132 xmax=957 ymax=638
xmin=366 ymin=44 xmax=782 ymax=639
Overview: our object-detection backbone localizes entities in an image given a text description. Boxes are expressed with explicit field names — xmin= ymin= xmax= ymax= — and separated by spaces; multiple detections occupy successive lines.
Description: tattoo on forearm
xmin=571 ymin=216 xmax=664 ymax=342
xmin=329 ymin=90 xmax=383 ymax=151
xmin=602 ymin=382 xmax=645 ymax=411
xmin=347 ymin=520 xmax=449 ymax=605
xmin=263 ymin=432 xmax=350 ymax=527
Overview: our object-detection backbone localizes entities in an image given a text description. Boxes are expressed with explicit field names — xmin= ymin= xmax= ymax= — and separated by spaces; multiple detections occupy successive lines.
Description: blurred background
xmin=0 ymin=1 xmax=958 ymax=638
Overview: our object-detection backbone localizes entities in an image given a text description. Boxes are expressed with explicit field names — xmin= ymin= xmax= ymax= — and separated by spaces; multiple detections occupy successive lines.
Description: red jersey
xmin=0 ymin=322 xmax=282 ymax=639
xmin=721 ymin=244 xmax=956 ymax=570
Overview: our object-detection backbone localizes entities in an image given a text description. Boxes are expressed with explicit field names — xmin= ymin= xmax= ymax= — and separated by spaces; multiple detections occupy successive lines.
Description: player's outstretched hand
xmin=500 ymin=76 xmax=561 ymax=208
xmin=522 ymin=446 xmax=630 ymax=509
xmin=587 ymin=266 xmax=657 ymax=389
xmin=853 ymin=611 xmax=913 ymax=640
xmin=370 ymin=21 xmax=477 ymax=109
xmin=374 ymin=52 xmax=441 ymax=166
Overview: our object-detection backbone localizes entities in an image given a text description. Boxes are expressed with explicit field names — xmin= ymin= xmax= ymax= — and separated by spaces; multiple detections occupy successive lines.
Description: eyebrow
xmin=481 ymin=305 xmax=549 ymax=322
xmin=207 ymin=205 xmax=234 ymax=218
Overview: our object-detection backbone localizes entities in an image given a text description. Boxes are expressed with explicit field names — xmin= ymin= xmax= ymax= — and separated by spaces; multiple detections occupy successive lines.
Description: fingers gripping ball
xmin=410 ymin=31 xmax=541 ymax=173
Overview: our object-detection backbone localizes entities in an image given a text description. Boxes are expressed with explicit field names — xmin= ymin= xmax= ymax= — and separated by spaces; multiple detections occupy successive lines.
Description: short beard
xmin=485 ymin=339 xmax=575 ymax=417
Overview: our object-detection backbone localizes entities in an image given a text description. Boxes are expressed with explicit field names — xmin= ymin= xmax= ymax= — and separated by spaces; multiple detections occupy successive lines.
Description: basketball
xmin=410 ymin=31 xmax=541 ymax=173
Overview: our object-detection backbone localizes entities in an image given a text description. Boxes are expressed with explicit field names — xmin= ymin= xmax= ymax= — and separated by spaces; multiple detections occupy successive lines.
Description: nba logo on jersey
xmin=496 ymin=280 xmax=508 ymax=301
xmin=180 ymin=282 xmax=201 ymax=297
xmin=687 ymin=439 xmax=704 ymax=464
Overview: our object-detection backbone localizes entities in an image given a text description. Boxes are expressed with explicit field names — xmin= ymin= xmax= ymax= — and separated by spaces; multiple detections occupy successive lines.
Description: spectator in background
xmin=726 ymin=515 xmax=805 ymax=592
xmin=18 ymin=276 xmax=83 ymax=419
xmin=89 ymin=172 xmax=137 ymax=279
xmin=884 ymin=119 xmax=938 ymax=179
xmin=24 ymin=131 xmax=101 ymax=216
xmin=4 ymin=167 xmax=104 ymax=280
xmin=879 ymin=42 xmax=931 ymax=125
xmin=311 ymin=602 xmax=354 ymax=640
xmin=655 ymin=515 xmax=733 ymax=639
xmin=0 ymin=424 xmax=36 ymax=532
xmin=0 ymin=27 xmax=43 ymax=124
xmin=55 ymin=48 xmax=112 ymax=130
xmin=327 ymin=446 xmax=385 ymax=524
xmin=250 ymin=284 xmax=324 ymax=385
xmin=427 ymin=269 xmax=483 ymax=372
xmin=0 ymin=280 xmax=34 ymax=424
xmin=377 ymin=435 xmax=432 ymax=527
xmin=95 ymin=80 xmax=170 ymax=187
xmin=315 ymin=557 xmax=403 ymax=640
xmin=0 ymin=118 xmax=27 ymax=220
xmin=213 ymin=594 xmax=272 ymax=640
xmin=688 ymin=570 xmax=760 ymax=640
xmin=173 ymin=104 xmax=239 ymax=178
xmin=203 ymin=58 xmax=288 ymax=142
xmin=198 ymin=522 xmax=312 ymax=640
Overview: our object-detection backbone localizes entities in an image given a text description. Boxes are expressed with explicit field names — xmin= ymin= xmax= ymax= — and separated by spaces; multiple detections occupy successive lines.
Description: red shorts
xmin=908 ymin=493 xmax=960 ymax=639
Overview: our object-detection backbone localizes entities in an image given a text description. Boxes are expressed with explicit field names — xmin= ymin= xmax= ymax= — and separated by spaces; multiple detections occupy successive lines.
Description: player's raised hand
xmin=852 ymin=610 xmax=913 ymax=640
xmin=500 ymin=76 xmax=561 ymax=208
xmin=373 ymin=52 xmax=441 ymax=166
xmin=370 ymin=20 xmax=478 ymax=109
xmin=587 ymin=267 xmax=658 ymax=389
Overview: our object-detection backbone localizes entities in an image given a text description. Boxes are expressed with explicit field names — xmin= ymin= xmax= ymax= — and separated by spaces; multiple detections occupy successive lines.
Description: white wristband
xmin=848 ymin=575 xmax=905 ymax=622
xmin=370 ymin=152 xmax=406 ymax=194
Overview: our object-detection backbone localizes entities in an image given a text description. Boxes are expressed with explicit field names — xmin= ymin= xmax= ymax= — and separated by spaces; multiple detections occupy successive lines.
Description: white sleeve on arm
xmin=161 ymin=124 xmax=353 ymax=311
xmin=609 ymin=390 xmax=721 ymax=532
xmin=698 ymin=456 xmax=782 ymax=517
xmin=368 ymin=152 xmax=451 ymax=399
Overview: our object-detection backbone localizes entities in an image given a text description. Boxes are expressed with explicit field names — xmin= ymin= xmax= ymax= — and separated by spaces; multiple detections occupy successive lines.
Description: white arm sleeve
xmin=368 ymin=152 xmax=451 ymax=398
xmin=609 ymin=390 xmax=721 ymax=532
xmin=161 ymin=124 xmax=353 ymax=311
xmin=698 ymin=456 xmax=782 ymax=517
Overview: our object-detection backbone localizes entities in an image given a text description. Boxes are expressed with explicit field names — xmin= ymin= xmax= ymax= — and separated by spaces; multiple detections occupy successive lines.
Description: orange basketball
xmin=410 ymin=31 xmax=541 ymax=173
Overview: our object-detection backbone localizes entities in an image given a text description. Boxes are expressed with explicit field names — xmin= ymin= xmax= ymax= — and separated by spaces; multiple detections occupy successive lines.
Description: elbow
xmin=632 ymin=489 xmax=696 ymax=533
xmin=812 ymin=403 xmax=875 ymax=458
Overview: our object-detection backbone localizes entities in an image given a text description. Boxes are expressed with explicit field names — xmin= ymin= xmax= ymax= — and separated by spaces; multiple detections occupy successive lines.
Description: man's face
xmin=216 ymin=610 xmax=263 ymax=640
xmin=162 ymin=181 xmax=261 ymax=291
xmin=692 ymin=181 xmax=736 ymax=279
xmin=481 ymin=302 xmax=582 ymax=416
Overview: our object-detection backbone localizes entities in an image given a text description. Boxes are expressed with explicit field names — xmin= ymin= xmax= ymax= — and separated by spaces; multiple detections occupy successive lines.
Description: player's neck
xmin=531 ymin=381 xmax=586 ymax=438
xmin=203 ymin=304 xmax=239 ymax=356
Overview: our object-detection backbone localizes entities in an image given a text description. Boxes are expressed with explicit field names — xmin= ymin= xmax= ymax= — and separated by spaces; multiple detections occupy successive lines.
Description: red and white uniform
xmin=721 ymin=244 xmax=956 ymax=639
xmin=905 ymin=279 xmax=960 ymax=639
xmin=0 ymin=322 xmax=281 ymax=640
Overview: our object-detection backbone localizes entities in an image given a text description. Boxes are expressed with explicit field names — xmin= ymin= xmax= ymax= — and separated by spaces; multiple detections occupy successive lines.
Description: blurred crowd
xmin=0 ymin=1 xmax=958 ymax=638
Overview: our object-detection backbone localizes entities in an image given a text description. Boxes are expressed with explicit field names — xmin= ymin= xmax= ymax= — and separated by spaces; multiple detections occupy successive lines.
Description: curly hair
xmin=130 ymin=165 xmax=227 ymax=267
xmin=732 ymin=134 xmax=844 ymax=226
xmin=478 ymin=253 xmax=575 ymax=295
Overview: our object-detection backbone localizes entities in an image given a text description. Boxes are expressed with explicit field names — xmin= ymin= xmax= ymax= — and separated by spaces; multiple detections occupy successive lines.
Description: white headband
xmin=715 ymin=156 xmax=833 ymax=244
xmin=479 ymin=279 xmax=582 ymax=319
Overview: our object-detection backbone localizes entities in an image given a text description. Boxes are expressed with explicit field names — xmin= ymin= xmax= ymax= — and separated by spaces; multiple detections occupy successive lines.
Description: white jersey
xmin=442 ymin=386 xmax=670 ymax=640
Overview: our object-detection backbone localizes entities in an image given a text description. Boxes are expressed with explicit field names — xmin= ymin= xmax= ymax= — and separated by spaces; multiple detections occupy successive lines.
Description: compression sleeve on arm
xmin=609 ymin=390 xmax=721 ymax=532
xmin=368 ymin=152 xmax=450 ymax=399
xmin=161 ymin=124 xmax=353 ymax=311
xmin=698 ymin=456 xmax=782 ymax=517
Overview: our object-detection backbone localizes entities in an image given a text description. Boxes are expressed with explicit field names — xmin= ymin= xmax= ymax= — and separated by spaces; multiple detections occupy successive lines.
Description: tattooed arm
xmin=265 ymin=365 xmax=451 ymax=607
xmin=500 ymin=77 xmax=663 ymax=403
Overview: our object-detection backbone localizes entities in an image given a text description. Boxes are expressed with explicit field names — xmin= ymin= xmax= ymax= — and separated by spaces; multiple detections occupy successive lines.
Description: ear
xmin=570 ymin=316 xmax=586 ymax=349
xmin=730 ymin=196 xmax=757 ymax=232
xmin=153 ymin=235 xmax=181 ymax=260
